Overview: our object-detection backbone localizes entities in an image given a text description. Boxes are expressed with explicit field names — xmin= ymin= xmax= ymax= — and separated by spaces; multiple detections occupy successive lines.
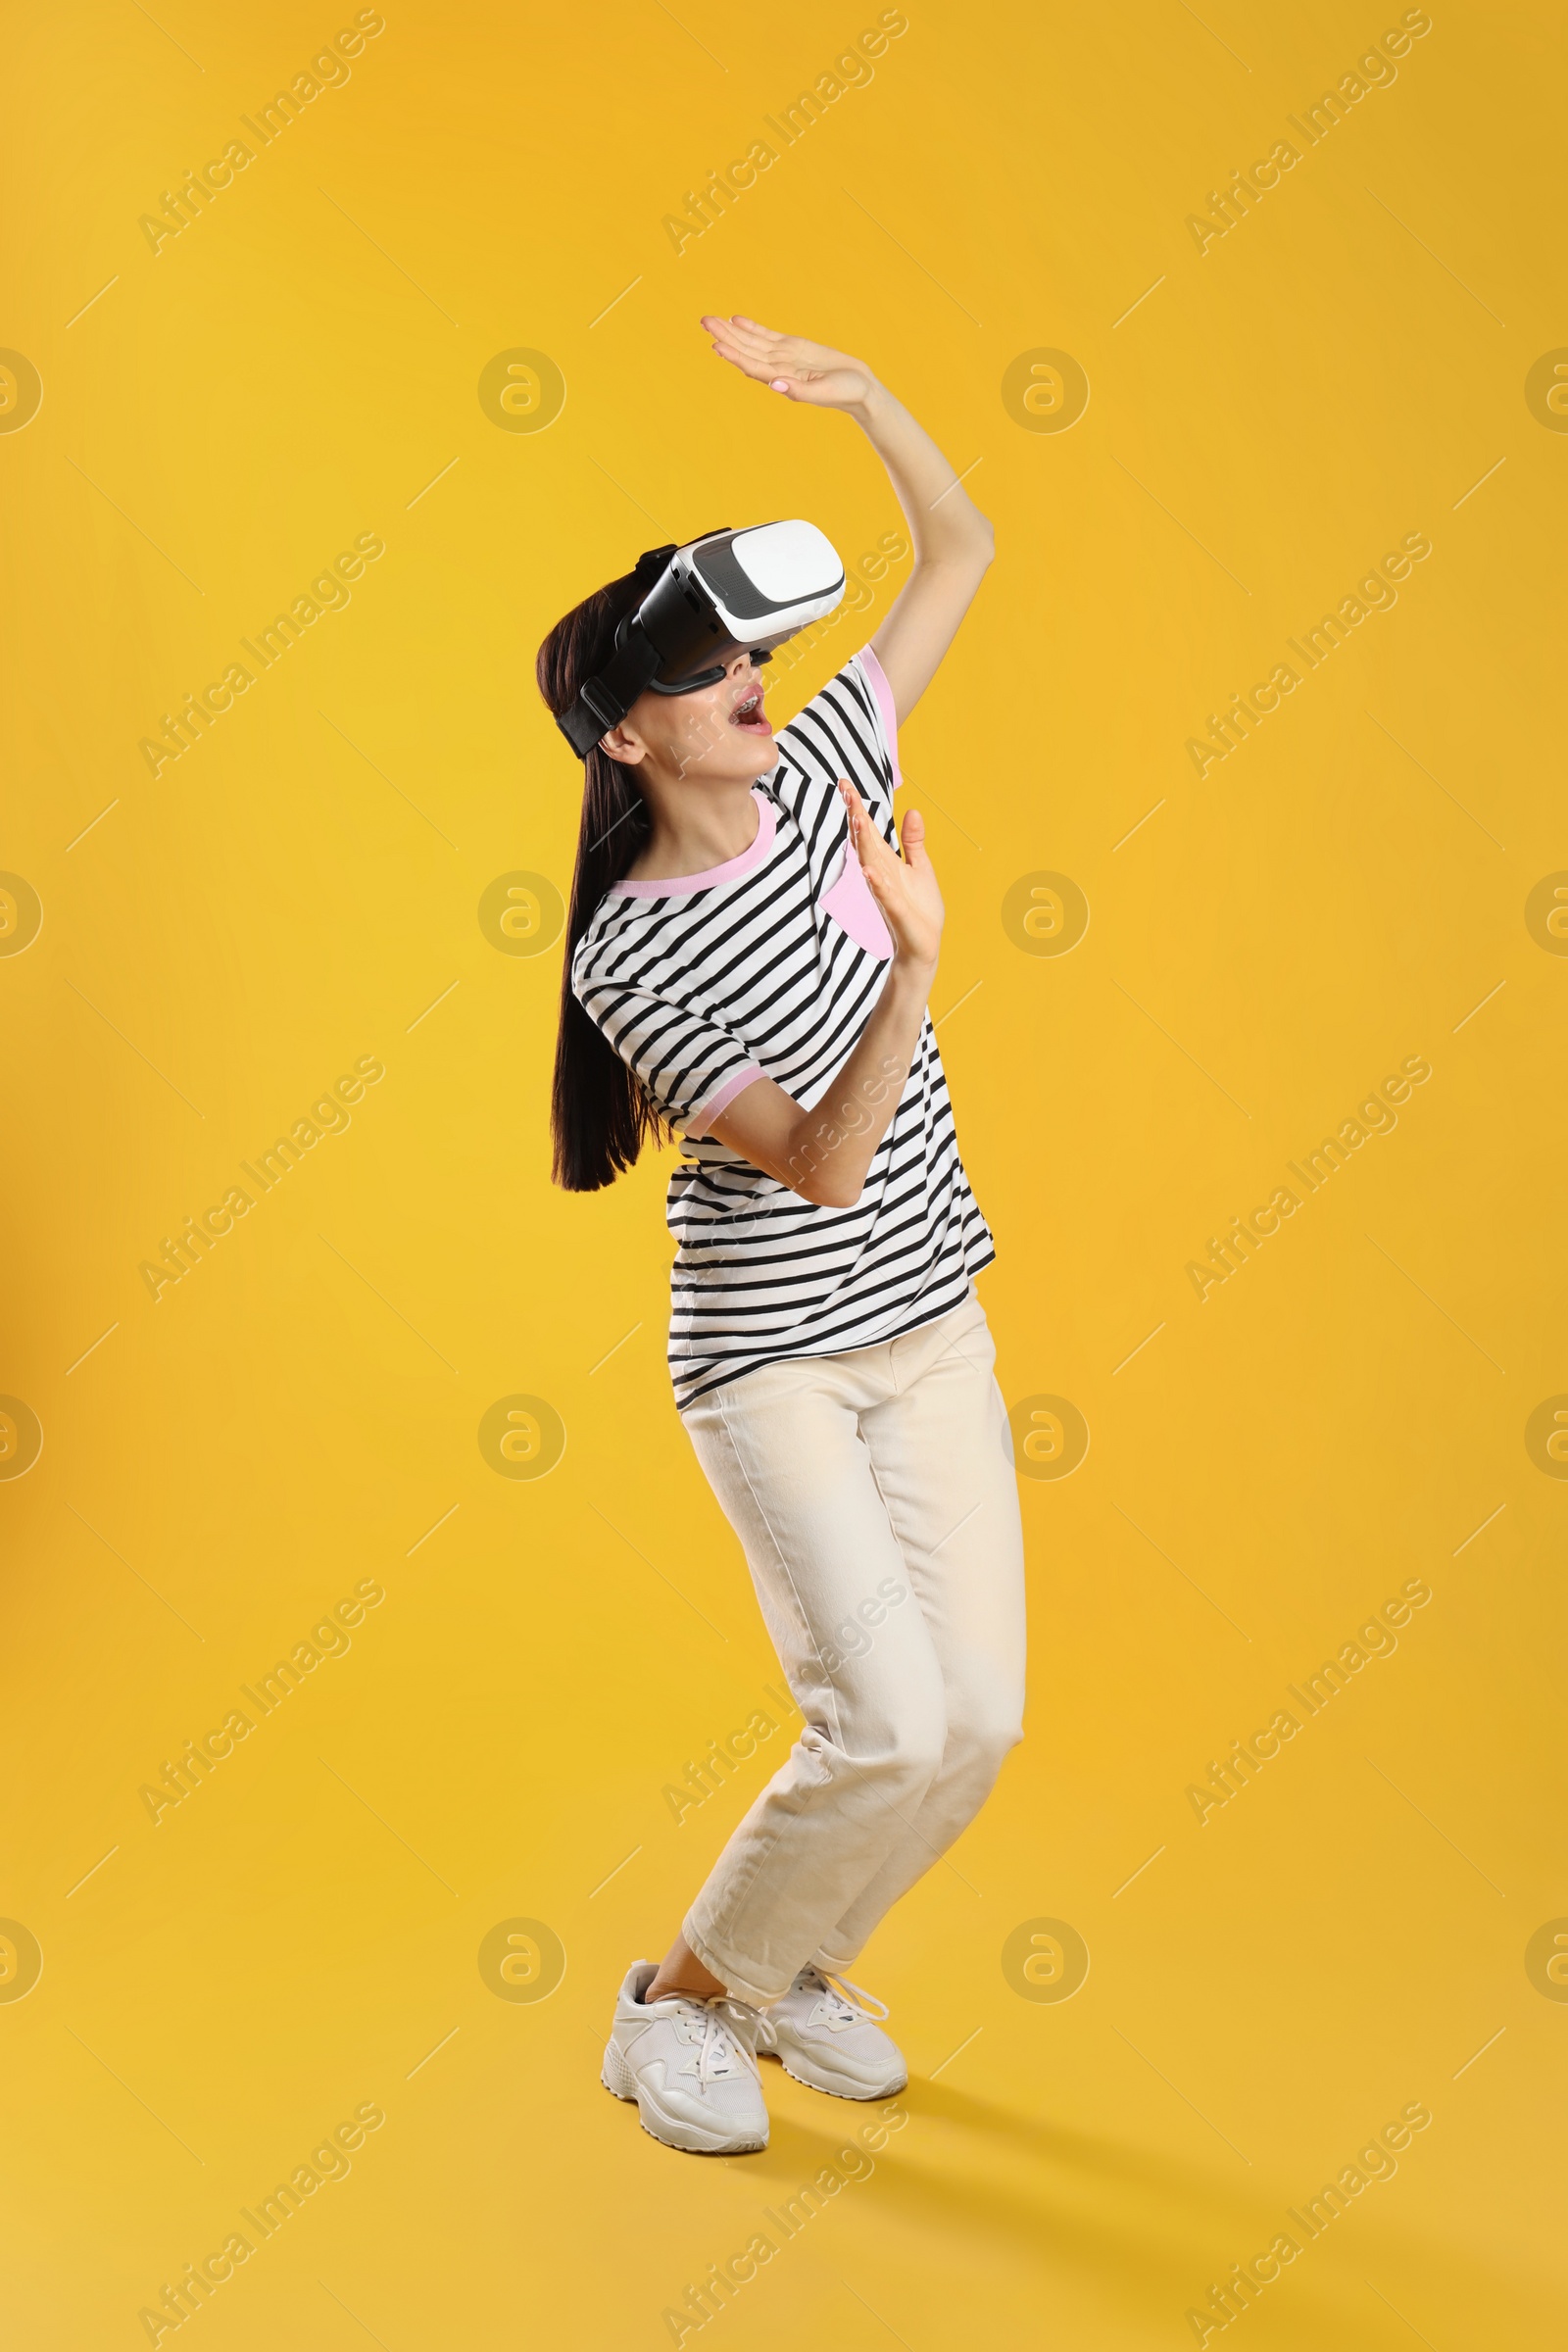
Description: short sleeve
xmin=770 ymin=648 xmax=901 ymax=843
xmin=855 ymin=647 xmax=904 ymax=791
xmin=573 ymin=963 xmax=763 ymax=1138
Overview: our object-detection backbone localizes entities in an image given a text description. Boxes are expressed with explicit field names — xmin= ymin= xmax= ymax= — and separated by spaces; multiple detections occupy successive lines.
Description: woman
xmin=539 ymin=317 xmax=1026 ymax=2155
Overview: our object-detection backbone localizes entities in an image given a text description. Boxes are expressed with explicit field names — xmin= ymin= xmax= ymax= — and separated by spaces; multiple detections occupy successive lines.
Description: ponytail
xmin=537 ymin=571 xmax=668 ymax=1191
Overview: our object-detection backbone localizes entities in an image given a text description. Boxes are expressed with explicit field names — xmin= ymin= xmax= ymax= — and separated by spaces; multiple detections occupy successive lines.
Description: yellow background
xmin=4 ymin=0 xmax=1565 ymax=2343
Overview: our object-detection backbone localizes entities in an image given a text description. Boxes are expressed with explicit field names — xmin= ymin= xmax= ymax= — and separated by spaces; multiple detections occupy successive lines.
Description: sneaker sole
xmin=760 ymin=2048 xmax=908 ymax=2102
xmin=601 ymin=2052 xmax=767 ymax=2156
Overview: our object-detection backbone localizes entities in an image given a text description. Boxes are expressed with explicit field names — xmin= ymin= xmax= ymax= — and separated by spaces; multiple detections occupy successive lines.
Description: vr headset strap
xmin=560 ymin=624 xmax=661 ymax=757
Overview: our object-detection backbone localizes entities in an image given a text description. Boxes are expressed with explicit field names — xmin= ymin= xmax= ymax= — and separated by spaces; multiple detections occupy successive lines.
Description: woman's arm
xmin=704 ymin=779 xmax=941 ymax=1206
xmin=701 ymin=315 xmax=994 ymax=723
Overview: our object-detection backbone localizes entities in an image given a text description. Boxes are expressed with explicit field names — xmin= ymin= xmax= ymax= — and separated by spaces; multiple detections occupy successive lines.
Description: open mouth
xmin=729 ymin=687 xmax=772 ymax=736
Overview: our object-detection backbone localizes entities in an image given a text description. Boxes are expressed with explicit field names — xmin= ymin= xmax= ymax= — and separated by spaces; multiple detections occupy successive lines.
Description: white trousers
xmin=681 ymin=1289 xmax=1027 ymax=2008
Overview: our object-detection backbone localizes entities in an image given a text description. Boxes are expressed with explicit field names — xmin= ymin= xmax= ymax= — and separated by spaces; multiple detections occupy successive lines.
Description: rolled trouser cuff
xmin=682 ymin=1913 xmax=786 ymax=2011
xmin=810 ymin=1944 xmax=860 ymax=1977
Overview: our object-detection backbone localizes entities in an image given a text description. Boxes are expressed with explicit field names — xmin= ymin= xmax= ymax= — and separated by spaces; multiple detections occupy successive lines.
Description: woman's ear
xmin=600 ymin=724 xmax=646 ymax=767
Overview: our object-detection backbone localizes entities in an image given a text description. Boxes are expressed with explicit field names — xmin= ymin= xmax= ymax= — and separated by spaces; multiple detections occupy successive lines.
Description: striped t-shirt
xmin=572 ymin=648 xmax=995 ymax=1409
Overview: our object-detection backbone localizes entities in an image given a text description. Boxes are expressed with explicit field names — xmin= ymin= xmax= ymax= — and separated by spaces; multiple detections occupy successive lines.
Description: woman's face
xmin=601 ymin=650 xmax=775 ymax=785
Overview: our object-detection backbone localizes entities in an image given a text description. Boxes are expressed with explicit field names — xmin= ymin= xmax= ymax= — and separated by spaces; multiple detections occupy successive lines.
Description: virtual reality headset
xmin=558 ymin=520 xmax=846 ymax=757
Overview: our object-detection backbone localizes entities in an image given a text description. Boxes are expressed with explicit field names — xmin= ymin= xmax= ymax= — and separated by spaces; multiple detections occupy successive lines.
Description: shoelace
xmin=680 ymin=1995 xmax=761 ymax=2092
xmin=805 ymin=1966 xmax=891 ymax=2025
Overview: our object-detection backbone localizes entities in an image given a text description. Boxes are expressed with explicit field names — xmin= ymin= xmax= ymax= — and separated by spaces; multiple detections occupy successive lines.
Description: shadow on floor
xmin=735 ymin=2071 xmax=1528 ymax=2349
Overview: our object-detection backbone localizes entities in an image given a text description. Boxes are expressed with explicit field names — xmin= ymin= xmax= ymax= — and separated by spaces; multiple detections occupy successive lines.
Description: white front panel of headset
xmin=730 ymin=518 xmax=844 ymax=603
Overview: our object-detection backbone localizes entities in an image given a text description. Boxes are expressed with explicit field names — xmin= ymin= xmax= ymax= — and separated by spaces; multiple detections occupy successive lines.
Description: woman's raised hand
xmin=700 ymin=316 xmax=877 ymax=413
xmin=837 ymin=780 xmax=943 ymax=973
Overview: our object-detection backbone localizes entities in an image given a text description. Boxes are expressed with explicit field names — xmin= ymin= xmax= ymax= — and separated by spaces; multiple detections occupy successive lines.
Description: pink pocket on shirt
xmin=821 ymin=844 xmax=894 ymax=961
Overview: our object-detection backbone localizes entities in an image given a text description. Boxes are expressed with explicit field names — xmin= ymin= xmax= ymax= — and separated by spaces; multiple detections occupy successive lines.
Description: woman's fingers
xmin=706 ymin=339 xmax=803 ymax=394
xmin=837 ymin=777 xmax=882 ymax=858
xmin=701 ymin=311 xmax=774 ymax=337
xmin=709 ymin=340 xmax=770 ymax=378
xmin=837 ymin=781 xmax=904 ymax=903
xmin=702 ymin=315 xmax=806 ymax=376
xmin=704 ymin=331 xmax=755 ymax=370
xmin=832 ymin=780 xmax=941 ymax=965
xmin=703 ymin=315 xmax=782 ymax=358
xmin=722 ymin=314 xmax=790 ymax=350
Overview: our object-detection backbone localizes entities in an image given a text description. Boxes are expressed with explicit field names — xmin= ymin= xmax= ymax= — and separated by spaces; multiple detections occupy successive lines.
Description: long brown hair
xmin=537 ymin=564 xmax=667 ymax=1191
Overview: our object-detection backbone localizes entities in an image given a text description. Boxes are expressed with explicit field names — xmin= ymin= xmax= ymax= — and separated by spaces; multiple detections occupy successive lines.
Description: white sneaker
xmin=601 ymin=1961 xmax=769 ymax=2154
xmin=755 ymin=1967 xmax=908 ymax=2100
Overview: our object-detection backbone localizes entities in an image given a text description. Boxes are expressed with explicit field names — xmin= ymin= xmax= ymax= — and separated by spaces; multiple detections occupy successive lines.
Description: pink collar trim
xmin=611 ymin=787 xmax=776 ymax=898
